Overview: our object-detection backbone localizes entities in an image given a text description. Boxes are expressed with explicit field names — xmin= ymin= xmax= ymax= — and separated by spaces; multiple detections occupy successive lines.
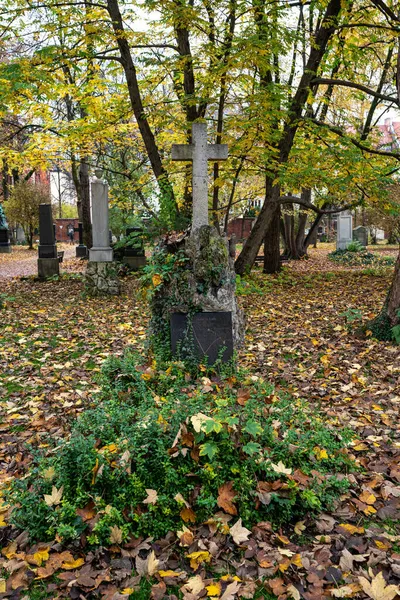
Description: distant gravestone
xmin=38 ymin=204 xmax=59 ymax=279
xmin=336 ymin=211 xmax=353 ymax=250
xmin=123 ymin=227 xmax=146 ymax=270
xmin=0 ymin=203 xmax=11 ymax=253
xmin=75 ymin=222 xmax=88 ymax=258
xmin=353 ymin=226 xmax=368 ymax=247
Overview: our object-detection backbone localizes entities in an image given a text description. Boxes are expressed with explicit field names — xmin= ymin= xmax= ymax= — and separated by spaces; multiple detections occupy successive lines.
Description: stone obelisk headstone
xmin=157 ymin=122 xmax=244 ymax=363
xmin=38 ymin=204 xmax=59 ymax=279
xmin=85 ymin=170 xmax=120 ymax=295
xmin=0 ymin=203 xmax=11 ymax=253
xmin=75 ymin=222 xmax=88 ymax=258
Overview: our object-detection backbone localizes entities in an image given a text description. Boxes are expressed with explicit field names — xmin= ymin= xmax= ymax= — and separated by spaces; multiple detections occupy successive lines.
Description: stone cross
xmin=89 ymin=170 xmax=113 ymax=262
xmin=171 ymin=122 xmax=228 ymax=231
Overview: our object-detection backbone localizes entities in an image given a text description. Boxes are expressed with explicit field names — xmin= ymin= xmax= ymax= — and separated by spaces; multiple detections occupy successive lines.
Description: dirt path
xmin=0 ymin=245 xmax=76 ymax=280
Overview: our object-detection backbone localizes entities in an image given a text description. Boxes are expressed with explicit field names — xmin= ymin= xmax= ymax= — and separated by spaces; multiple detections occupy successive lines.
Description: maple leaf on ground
xmin=220 ymin=580 xmax=241 ymax=599
xmin=136 ymin=551 xmax=160 ymax=578
xmin=270 ymin=461 xmax=292 ymax=475
xmin=186 ymin=551 xmax=211 ymax=570
xmin=229 ymin=519 xmax=251 ymax=545
xmin=109 ymin=525 xmax=123 ymax=545
xmin=143 ymin=489 xmax=158 ymax=505
xmin=183 ymin=574 xmax=205 ymax=595
xmin=191 ymin=412 xmax=213 ymax=432
xmin=217 ymin=481 xmax=238 ymax=515
xmin=358 ymin=572 xmax=400 ymax=600
xmin=43 ymin=485 xmax=63 ymax=506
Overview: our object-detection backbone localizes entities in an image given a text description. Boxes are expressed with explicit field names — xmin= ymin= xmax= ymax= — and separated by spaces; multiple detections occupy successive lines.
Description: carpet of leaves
xmin=0 ymin=245 xmax=399 ymax=600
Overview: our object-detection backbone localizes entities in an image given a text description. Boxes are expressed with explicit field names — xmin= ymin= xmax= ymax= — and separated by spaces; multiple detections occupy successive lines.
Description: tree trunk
xmin=263 ymin=205 xmax=281 ymax=273
xmin=295 ymin=211 xmax=308 ymax=257
xmin=235 ymin=179 xmax=280 ymax=275
xmin=79 ymin=158 xmax=92 ymax=248
xmin=387 ymin=251 xmax=400 ymax=326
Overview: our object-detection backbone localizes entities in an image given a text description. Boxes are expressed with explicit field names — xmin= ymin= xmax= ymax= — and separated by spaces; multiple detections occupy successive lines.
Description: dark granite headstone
xmin=75 ymin=222 xmax=88 ymax=258
xmin=38 ymin=204 xmax=57 ymax=258
xmin=353 ymin=226 xmax=368 ymax=247
xmin=170 ymin=312 xmax=233 ymax=364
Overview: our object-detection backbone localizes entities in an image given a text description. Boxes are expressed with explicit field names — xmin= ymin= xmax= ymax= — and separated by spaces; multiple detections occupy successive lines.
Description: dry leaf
xmin=270 ymin=461 xmax=292 ymax=475
xmin=217 ymin=481 xmax=238 ymax=515
xmin=44 ymin=485 xmax=63 ymax=506
xmin=229 ymin=519 xmax=251 ymax=545
xmin=184 ymin=574 xmax=205 ymax=594
xmin=143 ymin=489 xmax=158 ymax=505
xmin=358 ymin=572 xmax=399 ymax=600
xmin=220 ymin=580 xmax=241 ymax=600
xmin=147 ymin=551 xmax=160 ymax=576
xmin=287 ymin=584 xmax=301 ymax=600
xmin=61 ymin=557 xmax=85 ymax=570
xmin=191 ymin=413 xmax=212 ymax=432
xmin=109 ymin=525 xmax=123 ymax=545
xmin=186 ymin=551 xmax=211 ymax=570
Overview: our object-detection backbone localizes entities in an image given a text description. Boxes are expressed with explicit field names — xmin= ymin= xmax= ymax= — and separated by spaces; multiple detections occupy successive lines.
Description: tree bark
xmin=263 ymin=205 xmax=281 ymax=273
xmin=388 ymin=252 xmax=400 ymax=326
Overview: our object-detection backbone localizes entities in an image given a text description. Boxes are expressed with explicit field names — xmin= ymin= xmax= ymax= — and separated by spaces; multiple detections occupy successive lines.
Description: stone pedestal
xmin=0 ymin=228 xmax=11 ymax=253
xmin=85 ymin=261 xmax=120 ymax=296
xmin=150 ymin=226 xmax=244 ymax=363
xmin=122 ymin=256 xmax=147 ymax=270
xmin=38 ymin=258 xmax=59 ymax=279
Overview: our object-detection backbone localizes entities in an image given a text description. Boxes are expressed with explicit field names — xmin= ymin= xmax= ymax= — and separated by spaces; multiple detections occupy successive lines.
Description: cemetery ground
xmin=0 ymin=245 xmax=399 ymax=600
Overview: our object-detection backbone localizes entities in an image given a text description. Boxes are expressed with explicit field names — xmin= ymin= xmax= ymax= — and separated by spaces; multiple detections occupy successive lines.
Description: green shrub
xmin=346 ymin=240 xmax=365 ymax=252
xmin=328 ymin=248 xmax=395 ymax=267
xmin=7 ymin=352 xmax=355 ymax=545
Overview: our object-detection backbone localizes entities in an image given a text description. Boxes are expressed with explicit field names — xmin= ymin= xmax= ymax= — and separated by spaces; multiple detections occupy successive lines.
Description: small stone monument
xmin=0 ymin=203 xmax=11 ymax=253
xmin=123 ymin=227 xmax=147 ymax=270
xmin=150 ymin=122 xmax=243 ymax=363
xmin=75 ymin=222 xmax=88 ymax=258
xmin=336 ymin=210 xmax=353 ymax=250
xmin=353 ymin=225 xmax=368 ymax=247
xmin=85 ymin=170 xmax=120 ymax=296
xmin=38 ymin=204 xmax=59 ymax=279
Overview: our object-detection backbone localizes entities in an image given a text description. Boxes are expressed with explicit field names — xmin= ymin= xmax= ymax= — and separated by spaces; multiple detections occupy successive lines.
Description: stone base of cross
xmin=171 ymin=122 xmax=228 ymax=232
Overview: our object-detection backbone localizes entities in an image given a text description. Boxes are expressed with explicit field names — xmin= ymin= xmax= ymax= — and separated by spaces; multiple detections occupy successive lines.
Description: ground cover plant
xmin=0 ymin=246 xmax=399 ymax=599
xmin=328 ymin=247 xmax=396 ymax=268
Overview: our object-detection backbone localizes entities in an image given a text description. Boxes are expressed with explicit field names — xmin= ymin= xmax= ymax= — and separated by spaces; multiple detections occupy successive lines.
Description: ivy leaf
xmin=243 ymin=441 xmax=261 ymax=455
xmin=199 ymin=442 xmax=218 ymax=460
xmin=244 ymin=419 xmax=263 ymax=437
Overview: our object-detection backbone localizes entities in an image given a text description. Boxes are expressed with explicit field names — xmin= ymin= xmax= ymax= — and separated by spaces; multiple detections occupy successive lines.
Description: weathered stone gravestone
xmin=123 ymin=227 xmax=147 ymax=270
xmin=75 ymin=222 xmax=88 ymax=258
xmin=38 ymin=204 xmax=59 ymax=279
xmin=336 ymin=210 xmax=353 ymax=250
xmin=85 ymin=170 xmax=120 ymax=296
xmin=0 ymin=203 xmax=11 ymax=253
xmin=150 ymin=122 xmax=243 ymax=363
xmin=353 ymin=225 xmax=368 ymax=247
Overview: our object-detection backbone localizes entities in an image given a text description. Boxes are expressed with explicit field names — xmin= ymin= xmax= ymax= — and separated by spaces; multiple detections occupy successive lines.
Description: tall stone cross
xmin=171 ymin=122 xmax=228 ymax=231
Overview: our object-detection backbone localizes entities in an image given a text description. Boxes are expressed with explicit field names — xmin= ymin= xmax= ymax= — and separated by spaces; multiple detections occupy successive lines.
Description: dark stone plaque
xmin=170 ymin=312 xmax=233 ymax=364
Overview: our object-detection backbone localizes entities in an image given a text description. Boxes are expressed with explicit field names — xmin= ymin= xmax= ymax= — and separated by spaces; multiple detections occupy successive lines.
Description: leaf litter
xmin=0 ymin=247 xmax=399 ymax=599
